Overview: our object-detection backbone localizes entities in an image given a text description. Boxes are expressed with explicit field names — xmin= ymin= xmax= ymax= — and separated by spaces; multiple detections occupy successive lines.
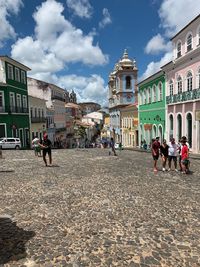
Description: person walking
xmin=168 ymin=138 xmax=178 ymax=172
xmin=160 ymin=139 xmax=169 ymax=171
xmin=40 ymin=134 xmax=52 ymax=167
xmin=32 ymin=136 xmax=41 ymax=157
xmin=151 ymin=137 xmax=160 ymax=172
xmin=109 ymin=137 xmax=117 ymax=156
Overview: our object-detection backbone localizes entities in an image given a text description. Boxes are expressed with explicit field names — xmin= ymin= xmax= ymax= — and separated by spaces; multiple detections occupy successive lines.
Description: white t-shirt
xmin=168 ymin=142 xmax=178 ymax=156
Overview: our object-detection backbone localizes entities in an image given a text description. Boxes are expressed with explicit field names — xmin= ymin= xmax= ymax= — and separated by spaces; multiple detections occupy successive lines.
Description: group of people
xmin=32 ymin=134 xmax=52 ymax=167
xmin=151 ymin=136 xmax=190 ymax=174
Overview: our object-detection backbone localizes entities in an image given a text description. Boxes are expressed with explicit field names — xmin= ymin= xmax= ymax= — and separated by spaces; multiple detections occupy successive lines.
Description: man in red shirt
xmin=181 ymin=138 xmax=189 ymax=174
xmin=152 ymin=137 xmax=160 ymax=172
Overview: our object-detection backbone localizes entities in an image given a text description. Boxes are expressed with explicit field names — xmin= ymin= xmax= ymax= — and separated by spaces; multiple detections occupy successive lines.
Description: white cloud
xmin=11 ymin=0 xmax=108 ymax=74
xmin=159 ymin=0 xmax=200 ymax=37
xmin=0 ymin=0 xmax=23 ymax=46
xmin=142 ymin=0 xmax=200 ymax=79
xmin=141 ymin=51 xmax=172 ymax=80
xmin=99 ymin=8 xmax=112 ymax=29
xmin=66 ymin=0 xmax=92 ymax=18
xmin=58 ymin=74 xmax=108 ymax=105
xmin=145 ymin=34 xmax=171 ymax=55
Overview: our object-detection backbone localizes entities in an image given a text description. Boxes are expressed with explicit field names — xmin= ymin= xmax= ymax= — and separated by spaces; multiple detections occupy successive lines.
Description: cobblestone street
xmin=0 ymin=148 xmax=200 ymax=267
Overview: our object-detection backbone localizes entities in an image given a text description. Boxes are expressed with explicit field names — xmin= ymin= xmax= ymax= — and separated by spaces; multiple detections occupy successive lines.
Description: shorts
xmin=43 ymin=149 xmax=51 ymax=157
xmin=153 ymin=155 xmax=159 ymax=160
xmin=168 ymin=156 xmax=177 ymax=162
xmin=181 ymin=159 xmax=189 ymax=166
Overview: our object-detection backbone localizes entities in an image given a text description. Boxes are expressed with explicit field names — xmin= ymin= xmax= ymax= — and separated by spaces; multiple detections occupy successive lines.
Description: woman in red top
xmin=181 ymin=139 xmax=189 ymax=174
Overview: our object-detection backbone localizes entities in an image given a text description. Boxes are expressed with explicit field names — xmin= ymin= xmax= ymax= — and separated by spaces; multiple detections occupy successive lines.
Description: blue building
xmin=108 ymin=50 xmax=138 ymax=142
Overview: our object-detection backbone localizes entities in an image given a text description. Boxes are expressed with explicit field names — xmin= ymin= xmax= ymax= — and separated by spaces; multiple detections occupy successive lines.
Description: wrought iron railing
xmin=31 ymin=117 xmax=46 ymax=123
xmin=166 ymin=88 xmax=200 ymax=104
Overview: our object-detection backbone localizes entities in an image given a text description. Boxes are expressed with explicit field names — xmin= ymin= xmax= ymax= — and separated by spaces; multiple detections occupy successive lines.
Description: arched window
xmin=152 ymin=85 xmax=156 ymax=102
xmin=177 ymin=41 xmax=181 ymax=58
xmin=169 ymin=80 xmax=174 ymax=95
xmin=187 ymin=113 xmax=192 ymax=147
xmin=187 ymin=71 xmax=193 ymax=91
xmin=144 ymin=89 xmax=147 ymax=104
xmin=187 ymin=33 xmax=192 ymax=52
xmin=177 ymin=114 xmax=182 ymax=141
xmin=177 ymin=76 xmax=182 ymax=94
xmin=158 ymin=83 xmax=162 ymax=101
xmin=140 ymin=92 xmax=143 ymax=105
xmin=148 ymin=88 xmax=151 ymax=103
xmin=153 ymin=125 xmax=157 ymax=138
xmin=198 ymin=68 xmax=200 ymax=89
xmin=126 ymin=76 xmax=131 ymax=89
xmin=169 ymin=114 xmax=173 ymax=140
xmin=198 ymin=26 xmax=200 ymax=45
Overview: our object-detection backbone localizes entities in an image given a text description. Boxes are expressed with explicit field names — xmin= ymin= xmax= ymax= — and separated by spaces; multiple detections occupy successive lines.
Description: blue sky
xmin=1 ymin=0 xmax=200 ymax=106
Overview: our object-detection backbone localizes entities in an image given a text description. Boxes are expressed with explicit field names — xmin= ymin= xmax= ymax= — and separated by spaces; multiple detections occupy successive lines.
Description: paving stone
xmin=0 ymin=149 xmax=200 ymax=266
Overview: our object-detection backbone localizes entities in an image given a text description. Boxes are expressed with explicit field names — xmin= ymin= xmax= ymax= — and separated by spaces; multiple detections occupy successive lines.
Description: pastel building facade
xmin=163 ymin=14 xmax=200 ymax=153
xmin=138 ymin=71 xmax=166 ymax=147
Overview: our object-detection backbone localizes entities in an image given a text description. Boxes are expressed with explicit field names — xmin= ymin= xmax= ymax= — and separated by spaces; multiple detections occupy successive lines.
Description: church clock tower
xmin=108 ymin=49 xmax=138 ymax=142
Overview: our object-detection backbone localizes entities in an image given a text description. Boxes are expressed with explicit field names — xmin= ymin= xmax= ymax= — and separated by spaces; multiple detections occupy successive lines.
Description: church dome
xmin=119 ymin=49 xmax=136 ymax=68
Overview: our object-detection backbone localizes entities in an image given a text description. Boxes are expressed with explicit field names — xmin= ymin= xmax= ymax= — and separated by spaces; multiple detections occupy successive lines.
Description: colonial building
xmin=0 ymin=56 xmax=30 ymax=147
xmin=29 ymin=95 xmax=46 ymax=141
xmin=138 ymin=71 xmax=165 ymax=146
xmin=28 ymin=77 xmax=66 ymax=144
xmin=163 ymin=14 xmax=200 ymax=153
xmin=79 ymin=102 xmax=101 ymax=116
xmin=65 ymin=102 xmax=82 ymax=148
xmin=120 ymin=104 xmax=138 ymax=147
xmin=108 ymin=49 xmax=138 ymax=142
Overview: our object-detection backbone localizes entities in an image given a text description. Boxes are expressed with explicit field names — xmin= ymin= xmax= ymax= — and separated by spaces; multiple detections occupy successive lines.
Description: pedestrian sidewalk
xmin=125 ymin=147 xmax=200 ymax=160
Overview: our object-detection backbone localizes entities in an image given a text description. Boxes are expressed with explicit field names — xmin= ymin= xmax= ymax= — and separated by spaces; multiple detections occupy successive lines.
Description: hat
xmin=156 ymin=136 xmax=160 ymax=140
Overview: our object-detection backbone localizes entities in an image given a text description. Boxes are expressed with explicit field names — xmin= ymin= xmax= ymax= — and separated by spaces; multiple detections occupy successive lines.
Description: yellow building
xmin=120 ymin=104 xmax=138 ymax=147
xmin=101 ymin=114 xmax=110 ymax=139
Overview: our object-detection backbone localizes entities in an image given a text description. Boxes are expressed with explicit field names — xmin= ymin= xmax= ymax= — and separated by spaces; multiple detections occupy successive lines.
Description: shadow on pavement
xmin=0 ymin=217 xmax=35 ymax=265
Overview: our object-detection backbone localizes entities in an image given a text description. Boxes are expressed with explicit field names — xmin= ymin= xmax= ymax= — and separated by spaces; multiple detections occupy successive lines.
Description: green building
xmin=0 ymin=56 xmax=31 ymax=147
xmin=138 ymin=70 xmax=166 ymax=147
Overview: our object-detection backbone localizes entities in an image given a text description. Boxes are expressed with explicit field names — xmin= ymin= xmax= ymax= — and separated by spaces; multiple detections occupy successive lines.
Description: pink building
xmin=163 ymin=14 xmax=200 ymax=153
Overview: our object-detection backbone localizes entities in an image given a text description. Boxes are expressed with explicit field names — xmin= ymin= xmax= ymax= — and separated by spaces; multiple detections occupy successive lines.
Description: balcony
xmin=9 ymin=106 xmax=29 ymax=113
xmin=0 ymin=106 xmax=6 ymax=113
xmin=166 ymin=88 xmax=200 ymax=104
xmin=51 ymin=95 xmax=65 ymax=102
xmin=31 ymin=117 xmax=46 ymax=123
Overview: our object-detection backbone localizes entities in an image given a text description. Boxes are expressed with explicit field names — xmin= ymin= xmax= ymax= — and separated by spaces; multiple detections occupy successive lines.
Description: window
xmin=15 ymin=67 xmax=20 ymax=82
xmin=158 ymin=83 xmax=162 ymax=101
xmin=144 ymin=89 xmax=147 ymax=104
xmin=177 ymin=42 xmax=181 ymax=58
xmin=7 ymin=64 xmax=14 ymax=80
xmin=0 ymin=91 xmax=5 ymax=112
xmin=16 ymin=94 xmax=21 ymax=108
xmin=187 ymin=33 xmax=192 ymax=52
xmin=169 ymin=80 xmax=174 ymax=95
xmin=21 ymin=71 xmax=26 ymax=84
xmin=177 ymin=76 xmax=182 ymax=94
xmin=187 ymin=71 xmax=193 ymax=91
xmin=41 ymin=109 xmax=44 ymax=118
xmin=198 ymin=27 xmax=200 ymax=45
xmin=198 ymin=68 xmax=200 ymax=89
xmin=22 ymin=95 xmax=27 ymax=108
xmin=38 ymin=108 xmax=41 ymax=118
xmin=126 ymin=76 xmax=131 ymax=89
xmin=153 ymin=85 xmax=156 ymax=102
xmin=9 ymin=92 xmax=15 ymax=112
xmin=30 ymin=107 xmax=33 ymax=118
xmin=35 ymin=108 xmax=37 ymax=117
xmin=148 ymin=88 xmax=151 ymax=103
